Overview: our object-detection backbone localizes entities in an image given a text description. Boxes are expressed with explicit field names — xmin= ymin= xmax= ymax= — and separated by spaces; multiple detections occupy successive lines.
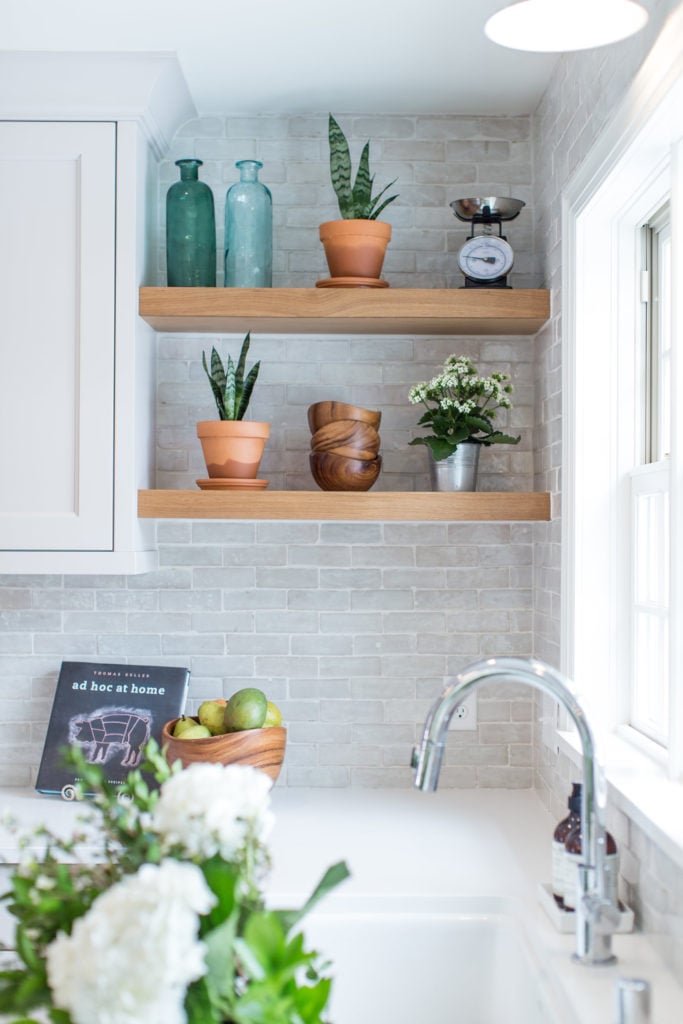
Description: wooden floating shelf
xmin=138 ymin=490 xmax=551 ymax=522
xmin=139 ymin=287 xmax=550 ymax=336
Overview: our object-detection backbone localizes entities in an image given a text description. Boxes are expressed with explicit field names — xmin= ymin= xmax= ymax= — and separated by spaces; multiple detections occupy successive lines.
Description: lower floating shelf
xmin=138 ymin=490 xmax=551 ymax=522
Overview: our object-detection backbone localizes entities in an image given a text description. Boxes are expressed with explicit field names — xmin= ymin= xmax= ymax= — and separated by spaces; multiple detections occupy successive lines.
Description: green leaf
xmin=368 ymin=191 xmax=399 ymax=220
xmin=48 ymin=1011 xmax=72 ymax=1024
xmin=233 ymin=936 xmax=266 ymax=982
xmin=203 ymin=349 xmax=228 ymax=419
xmin=16 ymin=925 xmax=42 ymax=972
xmin=367 ymin=177 xmax=399 ymax=219
xmin=185 ymin=976 xmax=220 ymax=1024
xmin=328 ymin=115 xmax=353 ymax=218
xmin=236 ymin=361 xmax=261 ymax=420
xmin=200 ymin=857 xmax=239 ymax=928
xmin=464 ymin=414 xmax=494 ymax=434
xmin=234 ymin=332 xmax=251 ymax=391
xmin=293 ymin=975 xmax=332 ymax=1022
xmin=276 ymin=860 xmax=350 ymax=934
xmin=209 ymin=347 xmax=227 ymax=393
xmin=243 ymin=911 xmax=287 ymax=971
xmin=480 ymin=431 xmax=521 ymax=446
xmin=203 ymin=917 xmax=238 ymax=1002
xmin=423 ymin=437 xmax=458 ymax=460
xmin=13 ymin=971 xmax=49 ymax=1011
xmin=351 ymin=142 xmax=372 ymax=214
xmin=223 ymin=354 xmax=237 ymax=420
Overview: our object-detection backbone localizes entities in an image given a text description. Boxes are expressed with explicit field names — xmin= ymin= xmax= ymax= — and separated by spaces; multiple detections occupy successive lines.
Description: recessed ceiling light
xmin=484 ymin=0 xmax=649 ymax=52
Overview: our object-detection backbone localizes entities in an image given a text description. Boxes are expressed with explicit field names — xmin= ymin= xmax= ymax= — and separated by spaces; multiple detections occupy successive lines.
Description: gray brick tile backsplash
xmin=3 ymin=93 xmax=679 ymax=977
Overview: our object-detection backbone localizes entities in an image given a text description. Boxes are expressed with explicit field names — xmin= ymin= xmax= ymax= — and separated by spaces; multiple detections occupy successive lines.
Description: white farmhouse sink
xmin=304 ymin=896 xmax=568 ymax=1024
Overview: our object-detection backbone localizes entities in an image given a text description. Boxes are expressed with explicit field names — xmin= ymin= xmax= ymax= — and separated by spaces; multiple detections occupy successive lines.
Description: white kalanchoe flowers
xmin=408 ymin=353 xmax=519 ymax=461
xmin=152 ymin=762 xmax=275 ymax=862
xmin=46 ymin=859 xmax=215 ymax=1024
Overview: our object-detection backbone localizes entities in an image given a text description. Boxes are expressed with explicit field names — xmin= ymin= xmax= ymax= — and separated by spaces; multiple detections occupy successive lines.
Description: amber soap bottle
xmin=563 ymin=819 xmax=619 ymax=911
xmin=552 ymin=782 xmax=582 ymax=907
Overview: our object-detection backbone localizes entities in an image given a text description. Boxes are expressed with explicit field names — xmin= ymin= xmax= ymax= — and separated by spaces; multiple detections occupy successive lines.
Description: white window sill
xmin=556 ymin=728 xmax=683 ymax=870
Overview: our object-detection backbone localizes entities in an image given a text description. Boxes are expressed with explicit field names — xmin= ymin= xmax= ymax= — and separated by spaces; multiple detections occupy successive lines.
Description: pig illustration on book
xmin=69 ymin=707 xmax=152 ymax=769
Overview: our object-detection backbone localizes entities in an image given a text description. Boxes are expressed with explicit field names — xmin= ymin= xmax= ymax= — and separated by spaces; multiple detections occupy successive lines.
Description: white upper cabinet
xmin=0 ymin=52 xmax=195 ymax=573
xmin=0 ymin=121 xmax=116 ymax=552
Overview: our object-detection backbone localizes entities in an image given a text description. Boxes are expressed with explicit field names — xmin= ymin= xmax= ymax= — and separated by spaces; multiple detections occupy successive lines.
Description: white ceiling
xmin=5 ymin=0 xmax=559 ymax=116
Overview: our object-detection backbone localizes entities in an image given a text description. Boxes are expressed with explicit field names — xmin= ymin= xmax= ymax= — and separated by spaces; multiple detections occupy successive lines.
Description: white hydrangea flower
xmin=46 ymin=859 xmax=215 ymax=1024
xmin=152 ymin=762 xmax=274 ymax=861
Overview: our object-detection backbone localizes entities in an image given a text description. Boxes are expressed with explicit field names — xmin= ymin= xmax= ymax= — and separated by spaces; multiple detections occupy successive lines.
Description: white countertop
xmin=0 ymin=786 xmax=681 ymax=1024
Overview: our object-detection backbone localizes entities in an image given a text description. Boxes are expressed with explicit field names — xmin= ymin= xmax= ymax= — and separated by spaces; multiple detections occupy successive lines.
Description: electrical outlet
xmin=448 ymin=694 xmax=478 ymax=730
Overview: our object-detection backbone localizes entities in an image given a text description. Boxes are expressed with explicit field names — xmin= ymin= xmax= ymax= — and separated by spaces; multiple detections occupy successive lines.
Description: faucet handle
xmin=581 ymin=891 xmax=621 ymax=933
xmin=616 ymin=977 xmax=651 ymax=1024
xmin=410 ymin=746 xmax=420 ymax=770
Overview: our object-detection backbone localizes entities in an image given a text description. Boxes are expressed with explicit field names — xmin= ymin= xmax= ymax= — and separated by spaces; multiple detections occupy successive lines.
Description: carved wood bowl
xmin=310 ymin=420 xmax=381 ymax=457
xmin=309 ymin=451 xmax=382 ymax=491
xmin=161 ymin=718 xmax=286 ymax=782
xmin=307 ymin=401 xmax=382 ymax=434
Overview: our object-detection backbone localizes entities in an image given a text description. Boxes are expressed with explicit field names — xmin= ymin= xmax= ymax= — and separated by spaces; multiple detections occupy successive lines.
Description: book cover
xmin=35 ymin=661 xmax=190 ymax=799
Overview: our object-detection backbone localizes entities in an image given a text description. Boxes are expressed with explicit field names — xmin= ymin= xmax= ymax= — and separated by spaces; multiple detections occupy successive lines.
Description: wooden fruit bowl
xmin=161 ymin=718 xmax=286 ymax=782
xmin=307 ymin=401 xmax=381 ymax=433
xmin=309 ymin=451 xmax=382 ymax=491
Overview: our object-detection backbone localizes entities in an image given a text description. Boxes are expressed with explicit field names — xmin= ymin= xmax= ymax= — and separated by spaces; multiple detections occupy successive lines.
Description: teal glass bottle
xmin=224 ymin=159 xmax=272 ymax=287
xmin=166 ymin=158 xmax=216 ymax=287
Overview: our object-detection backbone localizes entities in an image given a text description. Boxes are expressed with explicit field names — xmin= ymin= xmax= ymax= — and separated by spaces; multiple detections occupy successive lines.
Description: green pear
xmin=198 ymin=699 xmax=228 ymax=736
xmin=172 ymin=716 xmax=198 ymax=738
xmin=264 ymin=700 xmax=283 ymax=727
xmin=177 ymin=723 xmax=212 ymax=740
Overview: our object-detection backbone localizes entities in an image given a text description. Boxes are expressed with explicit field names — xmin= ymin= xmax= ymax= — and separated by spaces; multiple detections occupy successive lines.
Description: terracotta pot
xmin=197 ymin=420 xmax=270 ymax=479
xmin=162 ymin=717 xmax=286 ymax=782
xmin=319 ymin=219 xmax=391 ymax=280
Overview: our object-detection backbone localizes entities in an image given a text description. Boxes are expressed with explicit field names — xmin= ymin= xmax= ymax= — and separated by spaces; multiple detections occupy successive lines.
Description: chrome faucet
xmin=411 ymin=656 xmax=620 ymax=966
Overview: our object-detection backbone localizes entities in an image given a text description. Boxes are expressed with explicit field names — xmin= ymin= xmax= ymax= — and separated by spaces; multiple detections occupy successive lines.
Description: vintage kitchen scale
xmin=450 ymin=196 xmax=525 ymax=289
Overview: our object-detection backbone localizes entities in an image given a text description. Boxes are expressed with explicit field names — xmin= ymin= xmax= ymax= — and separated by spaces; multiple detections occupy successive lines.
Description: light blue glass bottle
xmin=224 ymin=159 xmax=272 ymax=287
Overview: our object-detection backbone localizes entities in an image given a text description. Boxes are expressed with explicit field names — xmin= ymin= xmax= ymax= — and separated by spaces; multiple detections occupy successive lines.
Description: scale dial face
xmin=458 ymin=235 xmax=514 ymax=281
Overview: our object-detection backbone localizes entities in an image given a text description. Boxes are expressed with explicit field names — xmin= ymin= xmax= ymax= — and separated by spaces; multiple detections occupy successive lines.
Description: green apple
xmin=198 ymin=699 xmax=228 ymax=736
xmin=224 ymin=687 xmax=268 ymax=732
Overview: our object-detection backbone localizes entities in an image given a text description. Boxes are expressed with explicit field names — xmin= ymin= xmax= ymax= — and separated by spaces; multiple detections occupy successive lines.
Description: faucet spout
xmin=411 ymin=656 xmax=617 ymax=967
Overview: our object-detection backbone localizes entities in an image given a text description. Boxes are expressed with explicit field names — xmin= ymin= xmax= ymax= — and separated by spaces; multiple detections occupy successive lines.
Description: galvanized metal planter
xmin=429 ymin=441 xmax=481 ymax=492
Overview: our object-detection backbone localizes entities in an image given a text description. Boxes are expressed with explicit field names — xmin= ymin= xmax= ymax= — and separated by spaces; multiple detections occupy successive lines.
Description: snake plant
xmin=328 ymin=114 xmax=399 ymax=220
xmin=202 ymin=332 xmax=260 ymax=420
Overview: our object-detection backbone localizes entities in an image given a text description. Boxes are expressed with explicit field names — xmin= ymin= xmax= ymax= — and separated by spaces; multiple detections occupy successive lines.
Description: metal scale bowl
xmin=450 ymin=196 xmax=525 ymax=288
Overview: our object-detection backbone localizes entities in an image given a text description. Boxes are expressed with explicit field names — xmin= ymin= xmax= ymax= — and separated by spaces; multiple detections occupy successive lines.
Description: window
xmin=629 ymin=208 xmax=672 ymax=747
xmin=642 ymin=209 xmax=671 ymax=465
xmin=562 ymin=63 xmax=683 ymax=781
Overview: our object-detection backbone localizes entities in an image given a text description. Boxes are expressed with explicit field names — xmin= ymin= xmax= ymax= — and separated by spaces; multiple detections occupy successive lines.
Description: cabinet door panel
xmin=0 ymin=121 xmax=115 ymax=550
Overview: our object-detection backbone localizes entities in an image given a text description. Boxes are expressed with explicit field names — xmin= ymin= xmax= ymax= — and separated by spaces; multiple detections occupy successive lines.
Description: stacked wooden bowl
xmin=308 ymin=401 xmax=382 ymax=491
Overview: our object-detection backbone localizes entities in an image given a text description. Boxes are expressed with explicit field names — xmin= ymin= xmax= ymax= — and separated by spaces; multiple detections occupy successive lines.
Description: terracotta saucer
xmin=315 ymin=276 xmax=390 ymax=288
xmin=196 ymin=478 xmax=269 ymax=490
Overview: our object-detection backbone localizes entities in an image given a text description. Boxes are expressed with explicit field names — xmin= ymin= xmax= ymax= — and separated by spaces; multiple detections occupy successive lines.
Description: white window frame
xmin=561 ymin=14 xmax=683 ymax=788
xmin=642 ymin=207 xmax=672 ymax=464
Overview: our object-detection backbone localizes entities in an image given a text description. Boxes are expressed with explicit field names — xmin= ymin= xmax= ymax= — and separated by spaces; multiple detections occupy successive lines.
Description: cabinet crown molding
xmin=0 ymin=51 xmax=195 ymax=157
